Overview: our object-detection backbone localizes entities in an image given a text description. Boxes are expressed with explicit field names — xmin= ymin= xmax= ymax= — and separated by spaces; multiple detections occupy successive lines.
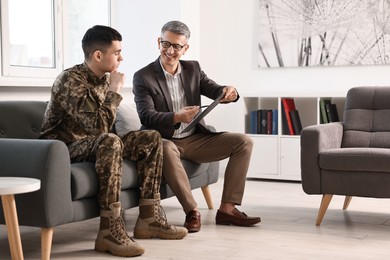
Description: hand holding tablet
xmin=180 ymin=93 xmax=225 ymax=134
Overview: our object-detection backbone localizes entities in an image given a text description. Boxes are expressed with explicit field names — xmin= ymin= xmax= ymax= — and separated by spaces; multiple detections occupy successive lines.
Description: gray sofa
xmin=0 ymin=100 xmax=219 ymax=259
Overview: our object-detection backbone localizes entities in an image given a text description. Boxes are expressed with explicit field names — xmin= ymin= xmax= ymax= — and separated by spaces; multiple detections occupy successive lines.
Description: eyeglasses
xmin=160 ymin=40 xmax=187 ymax=51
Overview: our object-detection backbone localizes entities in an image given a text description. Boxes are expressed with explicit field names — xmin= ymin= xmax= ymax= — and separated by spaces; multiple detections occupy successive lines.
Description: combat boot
xmin=134 ymin=193 xmax=188 ymax=239
xmin=95 ymin=202 xmax=145 ymax=257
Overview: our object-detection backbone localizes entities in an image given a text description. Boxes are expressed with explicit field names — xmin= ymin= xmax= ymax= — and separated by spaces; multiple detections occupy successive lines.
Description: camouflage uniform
xmin=40 ymin=63 xmax=162 ymax=210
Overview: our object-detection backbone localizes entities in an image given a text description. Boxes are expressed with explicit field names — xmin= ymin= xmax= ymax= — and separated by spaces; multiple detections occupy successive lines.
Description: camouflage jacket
xmin=40 ymin=63 xmax=123 ymax=144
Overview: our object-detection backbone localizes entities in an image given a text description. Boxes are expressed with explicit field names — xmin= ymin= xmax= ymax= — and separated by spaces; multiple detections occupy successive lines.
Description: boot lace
xmin=154 ymin=202 xmax=171 ymax=228
xmin=111 ymin=215 xmax=135 ymax=244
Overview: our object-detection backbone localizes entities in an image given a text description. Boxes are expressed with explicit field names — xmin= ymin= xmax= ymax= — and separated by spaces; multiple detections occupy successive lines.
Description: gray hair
xmin=161 ymin=21 xmax=191 ymax=39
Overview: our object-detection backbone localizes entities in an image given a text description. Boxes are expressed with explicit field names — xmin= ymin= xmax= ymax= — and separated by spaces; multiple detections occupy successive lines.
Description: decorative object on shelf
xmin=257 ymin=0 xmax=390 ymax=67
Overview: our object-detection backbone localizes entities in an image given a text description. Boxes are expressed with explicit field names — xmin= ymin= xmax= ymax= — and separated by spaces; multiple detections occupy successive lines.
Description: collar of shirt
xmin=159 ymin=58 xmax=182 ymax=78
xmin=158 ymin=59 xmax=194 ymax=138
xmin=81 ymin=62 xmax=108 ymax=86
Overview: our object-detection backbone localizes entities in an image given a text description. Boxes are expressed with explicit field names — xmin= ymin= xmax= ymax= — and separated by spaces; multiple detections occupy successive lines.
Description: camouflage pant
xmin=68 ymin=130 xmax=163 ymax=210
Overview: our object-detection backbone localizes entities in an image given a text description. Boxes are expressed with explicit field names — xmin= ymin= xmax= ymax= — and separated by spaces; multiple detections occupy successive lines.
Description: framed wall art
xmin=257 ymin=0 xmax=390 ymax=67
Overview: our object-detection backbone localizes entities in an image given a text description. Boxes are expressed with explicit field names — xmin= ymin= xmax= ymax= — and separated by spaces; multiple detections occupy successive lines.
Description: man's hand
xmin=220 ymin=86 xmax=238 ymax=103
xmin=173 ymin=106 xmax=200 ymax=124
xmin=109 ymin=71 xmax=126 ymax=93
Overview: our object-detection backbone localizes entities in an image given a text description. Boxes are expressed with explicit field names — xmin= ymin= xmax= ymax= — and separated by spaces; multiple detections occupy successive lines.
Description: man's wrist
xmin=173 ymin=112 xmax=180 ymax=124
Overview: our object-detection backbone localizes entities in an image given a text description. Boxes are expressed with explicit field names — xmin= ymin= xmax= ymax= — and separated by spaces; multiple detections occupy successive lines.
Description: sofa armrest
xmin=300 ymin=122 xmax=344 ymax=194
xmin=0 ymin=139 xmax=73 ymax=227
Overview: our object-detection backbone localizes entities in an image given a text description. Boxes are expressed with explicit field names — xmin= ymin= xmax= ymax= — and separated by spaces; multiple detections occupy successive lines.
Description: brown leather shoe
xmin=215 ymin=208 xmax=261 ymax=226
xmin=184 ymin=210 xmax=201 ymax=232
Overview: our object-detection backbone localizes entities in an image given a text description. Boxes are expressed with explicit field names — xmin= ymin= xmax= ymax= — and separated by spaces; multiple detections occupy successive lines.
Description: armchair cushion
xmin=343 ymin=86 xmax=390 ymax=148
xmin=319 ymin=147 xmax=390 ymax=172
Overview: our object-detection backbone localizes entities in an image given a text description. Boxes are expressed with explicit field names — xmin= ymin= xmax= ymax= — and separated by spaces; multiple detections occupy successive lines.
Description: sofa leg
xmin=316 ymin=194 xmax=333 ymax=226
xmin=201 ymin=185 xmax=214 ymax=209
xmin=343 ymin=196 xmax=352 ymax=210
xmin=41 ymin=227 xmax=54 ymax=260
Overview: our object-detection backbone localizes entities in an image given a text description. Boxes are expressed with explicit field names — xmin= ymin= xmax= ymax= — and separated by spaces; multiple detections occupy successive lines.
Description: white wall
xmin=197 ymin=0 xmax=390 ymax=133
xmin=2 ymin=0 xmax=390 ymax=117
xmin=116 ymin=0 xmax=200 ymax=91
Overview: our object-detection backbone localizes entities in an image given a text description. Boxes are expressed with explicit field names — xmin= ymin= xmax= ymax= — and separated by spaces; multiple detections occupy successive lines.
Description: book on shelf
xmin=281 ymin=98 xmax=296 ymax=135
xmin=272 ymin=109 xmax=278 ymax=135
xmin=249 ymin=109 xmax=278 ymax=135
xmin=289 ymin=110 xmax=302 ymax=135
xmin=281 ymin=102 xmax=289 ymax=135
xmin=319 ymin=98 xmax=331 ymax=124
xmin=250 ymin=110 xmax=257 ymax=134
xmin=258 ymin=109 xmax=268 ymax=134
xmin=319 ymin=98 xmax=339 ymax=123
xmin=325 ymin=103 xmax=339 ymax=122
xmin=266 ymin=110 xmax=272 ymax=134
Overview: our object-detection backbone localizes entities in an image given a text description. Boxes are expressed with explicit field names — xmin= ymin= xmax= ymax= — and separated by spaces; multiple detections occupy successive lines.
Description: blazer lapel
xmin=179 ymin=62 xmax=194 ymax=105
xmin=153 ymin=58 xmax=174 ymax=111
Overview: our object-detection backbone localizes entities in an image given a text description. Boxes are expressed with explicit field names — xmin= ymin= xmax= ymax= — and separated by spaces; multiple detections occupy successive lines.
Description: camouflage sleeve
xmin=54 ymin=71 xmax=123 ymax=135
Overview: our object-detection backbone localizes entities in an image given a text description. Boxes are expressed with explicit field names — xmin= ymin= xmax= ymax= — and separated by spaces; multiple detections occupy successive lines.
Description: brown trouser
xmin=163 ymin=132 xmax=253 ymax=213
xmin=68 ymin=130 xmax=163 ymax=210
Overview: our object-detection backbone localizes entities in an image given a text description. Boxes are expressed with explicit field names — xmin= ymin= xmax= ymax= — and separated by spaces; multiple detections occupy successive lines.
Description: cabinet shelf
xmin=243 ymin=95 xmax=345 ymax=181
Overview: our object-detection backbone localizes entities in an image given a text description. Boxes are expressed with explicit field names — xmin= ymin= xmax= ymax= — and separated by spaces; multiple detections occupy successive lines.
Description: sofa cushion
xmin=71 ymin=158 xmax=210 ymax=200
xmin=319 ymin=147 xmax=390 ymax=173
xmin=0 ymin=100 xmax=47 ymax=139
xmin=71 ymin=159 xmax=139 ymax=200
xmin=115 ymin=100 xmax=141 ymax=138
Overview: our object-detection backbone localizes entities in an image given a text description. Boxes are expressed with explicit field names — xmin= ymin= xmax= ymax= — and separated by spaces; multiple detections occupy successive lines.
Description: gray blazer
xmin=133 ymin=57 xmax=228 ymax=138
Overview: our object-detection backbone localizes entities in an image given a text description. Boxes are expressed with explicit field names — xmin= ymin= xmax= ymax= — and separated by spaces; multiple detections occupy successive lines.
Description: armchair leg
xmin=316 ymin=194 xmax=333 ymax=226
xmin=343 ymin=196 xmax=352 ymax=210
xmin=41 ymin=227 xmax=54 ymax=260
xmin=201 ymin=185 xmax=214 ymax=209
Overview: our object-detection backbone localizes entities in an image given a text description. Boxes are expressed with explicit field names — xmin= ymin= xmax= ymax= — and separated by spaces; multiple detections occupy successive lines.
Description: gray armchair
xmin=0 ymin=100 xmax=219 ymax=259
xmin=301 ymin=86 xmax=390 ymax=226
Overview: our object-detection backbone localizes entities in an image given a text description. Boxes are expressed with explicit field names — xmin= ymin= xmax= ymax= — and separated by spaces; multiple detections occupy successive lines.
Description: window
xmin=65 ymin=0 xmax=112 ymax=67
xmin=0 ymin=0 xmax=114 ymax=86
xmin=1 ymin=0 xmax=62 ymax=79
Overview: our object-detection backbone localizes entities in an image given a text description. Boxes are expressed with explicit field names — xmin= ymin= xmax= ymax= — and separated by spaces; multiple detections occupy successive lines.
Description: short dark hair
xmin=161 ymin=21 xmax=191 ymax=39
xmin=82 ymin=25 xmax=122 ymax=60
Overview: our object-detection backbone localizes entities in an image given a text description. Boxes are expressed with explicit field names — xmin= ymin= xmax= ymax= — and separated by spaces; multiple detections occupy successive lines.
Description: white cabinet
xmin=247 ymin=135 xmax=278 ymax=178
xmin=244 ymin=95 xmax=345 ymax=181
xmin=280 ymin=137 xmax=300 ymax=180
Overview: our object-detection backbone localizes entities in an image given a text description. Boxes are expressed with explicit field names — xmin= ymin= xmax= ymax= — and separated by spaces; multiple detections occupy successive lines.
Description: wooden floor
xmin=1 ymin=178 xmax=390 ymax=259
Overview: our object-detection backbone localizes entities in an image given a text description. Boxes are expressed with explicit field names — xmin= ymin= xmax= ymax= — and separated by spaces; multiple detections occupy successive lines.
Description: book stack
xmin=281 ymin=98 xmax=302 ymax=135
xmin=319 ymin=98 xmax=339 ymax=123
xmin=250 ymin=109 xmax=278 ymax=135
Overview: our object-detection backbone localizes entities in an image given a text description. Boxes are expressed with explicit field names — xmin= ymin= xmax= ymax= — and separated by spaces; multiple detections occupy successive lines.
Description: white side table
xmin=0 ymin=177 xmax=41 ymax=260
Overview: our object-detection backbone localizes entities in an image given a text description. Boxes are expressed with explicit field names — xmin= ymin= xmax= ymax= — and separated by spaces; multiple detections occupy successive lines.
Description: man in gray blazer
xmin=133 ymin=21 xmax=260 ymax=233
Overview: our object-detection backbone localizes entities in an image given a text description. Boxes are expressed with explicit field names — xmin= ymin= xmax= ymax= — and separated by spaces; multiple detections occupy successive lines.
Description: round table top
xmin=0 ymin=177 xmax=41 ymax=195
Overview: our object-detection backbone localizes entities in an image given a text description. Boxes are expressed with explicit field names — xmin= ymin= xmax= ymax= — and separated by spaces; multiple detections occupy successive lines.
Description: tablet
xmin=180 ymin=93 xmax=224 ymax=134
